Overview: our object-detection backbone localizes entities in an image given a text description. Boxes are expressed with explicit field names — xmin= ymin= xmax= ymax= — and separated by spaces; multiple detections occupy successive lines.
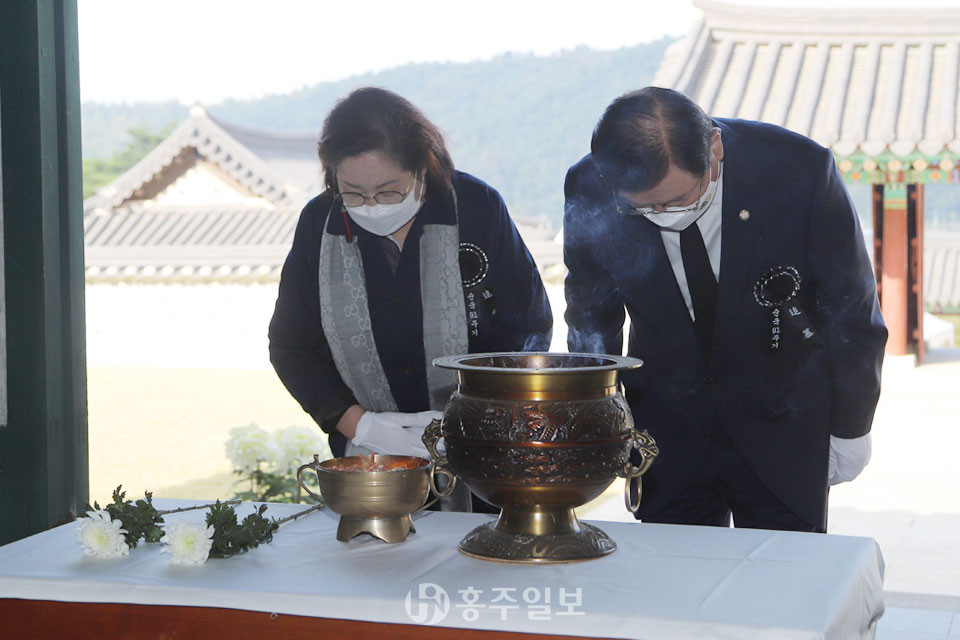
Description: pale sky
xmin=76 ymin=0 xmax=699 ymax=104
xmin=77 ymin=0 xmax=960 ymax=105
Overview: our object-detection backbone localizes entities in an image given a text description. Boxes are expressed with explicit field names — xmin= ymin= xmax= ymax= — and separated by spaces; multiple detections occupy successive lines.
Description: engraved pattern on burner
xmin=459 ymin=522 xmax=616 ymax=562
xmin=445 ymin=439 xmax=630 ymax=485
xmin=443 ymin=393 xmax=632 ymax=442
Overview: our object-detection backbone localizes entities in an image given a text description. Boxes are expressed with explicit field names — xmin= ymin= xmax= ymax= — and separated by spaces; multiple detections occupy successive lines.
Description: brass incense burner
xmin=425 ymin=352 xmax=658 ymax=563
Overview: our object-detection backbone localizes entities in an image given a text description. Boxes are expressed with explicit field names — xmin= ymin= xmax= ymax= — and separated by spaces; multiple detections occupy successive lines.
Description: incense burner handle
xmin=296 ymin=454 xmax=327 ymax=507
xmin=619 ymin=428 xmax=659 ymax=514
xmin=422 ymin=418 xmax=458 ymax=500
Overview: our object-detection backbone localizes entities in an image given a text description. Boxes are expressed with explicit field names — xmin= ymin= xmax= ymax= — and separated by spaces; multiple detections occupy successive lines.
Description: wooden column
xmin=0 ymin=57 xmax=5 ymax=429
xmin=880 ymin=183 xmax=909 ymax=356
xmin=0 ymin=0 xmax=87 ymax=544
xmin=908 ymin=184 xmax=924 ymax=362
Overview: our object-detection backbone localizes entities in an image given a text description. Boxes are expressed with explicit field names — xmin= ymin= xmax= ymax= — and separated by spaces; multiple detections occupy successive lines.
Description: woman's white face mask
xmin=343 ymin=174 xmax=424 ymax=237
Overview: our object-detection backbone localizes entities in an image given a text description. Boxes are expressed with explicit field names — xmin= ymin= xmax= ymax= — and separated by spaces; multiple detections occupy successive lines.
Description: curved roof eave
xmin=84 ymin=105 xmax=308 ymax=212
xmin=656 ymin=1 xmax=960 ymax=160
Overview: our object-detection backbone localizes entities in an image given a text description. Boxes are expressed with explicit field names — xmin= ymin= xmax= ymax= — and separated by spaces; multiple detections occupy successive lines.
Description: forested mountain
xmin=81 ymin=38 xmax=960 ymax=231
xmin=80 ymin=40 xmax=674 ymax=226
xmin=81 ymin=101 xmax=187 ymax=159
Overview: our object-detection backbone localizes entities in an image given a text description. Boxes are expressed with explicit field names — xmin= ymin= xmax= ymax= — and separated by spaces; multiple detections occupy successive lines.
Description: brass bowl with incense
xmin=296 ymin=454 xmax=447 ymax=543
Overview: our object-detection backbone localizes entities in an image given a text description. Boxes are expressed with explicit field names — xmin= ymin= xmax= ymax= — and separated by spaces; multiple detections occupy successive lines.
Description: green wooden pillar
xmin=0 ymin=0 xmax=88 ymax=544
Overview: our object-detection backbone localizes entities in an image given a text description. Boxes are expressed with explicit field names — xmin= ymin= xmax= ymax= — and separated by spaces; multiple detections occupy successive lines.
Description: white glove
xmin=828 ymin=433 xmax=872 ymax=486
xmin=351 ymin=410 xmax=443 ymax=459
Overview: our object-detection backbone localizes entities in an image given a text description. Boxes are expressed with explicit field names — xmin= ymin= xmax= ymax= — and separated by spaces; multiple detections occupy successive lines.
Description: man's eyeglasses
xmin=598 ymin=163 xmax=720 ymax=217
xmin=339 ymin=176 xmax=416 ymax=207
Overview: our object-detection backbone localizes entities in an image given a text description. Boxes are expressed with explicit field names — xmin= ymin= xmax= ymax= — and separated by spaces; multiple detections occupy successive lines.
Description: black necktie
xmin=680 ymin=223 xmax=718 ymax=362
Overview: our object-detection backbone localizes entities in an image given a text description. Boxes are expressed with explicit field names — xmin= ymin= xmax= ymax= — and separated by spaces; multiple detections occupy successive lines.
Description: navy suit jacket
xmin=270 ymin=171 xmax=553 ymax=457
xmin=563 ymin=118 xmax=887 ymax=527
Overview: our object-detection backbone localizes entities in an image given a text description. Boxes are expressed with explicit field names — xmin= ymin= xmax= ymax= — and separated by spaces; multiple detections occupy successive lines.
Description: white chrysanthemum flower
xmin=77 ymin=510 xmax=130 ymax=558
xmin=270 ymin=425 xmax=327 ymax=473
xmin=224 ymin=424 xmax=271 ymax=473
xmin=160 ymin=521 xmax=214 ymax=565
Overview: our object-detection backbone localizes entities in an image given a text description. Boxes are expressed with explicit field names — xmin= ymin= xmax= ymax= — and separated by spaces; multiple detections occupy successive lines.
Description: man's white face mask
xmin=638 ymin=161 xmax=723 ymax=232
xmin=343 ymin=173 xmax=424 ymax=236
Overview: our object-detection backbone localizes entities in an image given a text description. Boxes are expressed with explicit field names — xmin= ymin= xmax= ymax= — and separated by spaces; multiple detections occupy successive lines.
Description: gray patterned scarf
xmin=318 ymin=198 xmax=468 ymax=416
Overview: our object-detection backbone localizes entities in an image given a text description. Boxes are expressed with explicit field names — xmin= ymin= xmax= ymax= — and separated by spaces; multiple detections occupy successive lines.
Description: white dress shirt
xmin=659 ymin=175 xmax=724 ymax=321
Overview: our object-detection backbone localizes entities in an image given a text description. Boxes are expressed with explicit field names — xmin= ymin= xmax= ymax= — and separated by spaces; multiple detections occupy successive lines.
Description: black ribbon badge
xmin=459 ymin=242 xmax=496 ymax=338
xmin=753 ymin=266 xmax=823 ymax=353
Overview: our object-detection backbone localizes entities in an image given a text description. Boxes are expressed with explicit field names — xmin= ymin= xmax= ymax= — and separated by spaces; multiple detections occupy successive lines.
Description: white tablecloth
xmin=0 ymin=500 xmax=884 ymax=639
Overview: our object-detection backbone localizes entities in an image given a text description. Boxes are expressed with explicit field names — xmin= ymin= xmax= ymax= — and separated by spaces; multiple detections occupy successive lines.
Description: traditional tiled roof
xmin=213 ymin=119 xmax=322 ymax=196
xmin=83 ymin=110 xmax=564 ymax=283
xmin=83 ymin=203 xmax=298 ymax=283
xmin=653 ymin=0 xmax=960 ymax=157
xmin=84 ymin=105 xmax=319 ymax=282
xmin=85 ymin=105 xmax=319 ymax=212
xmin=925 ymin=231 xmax=960 ymax=311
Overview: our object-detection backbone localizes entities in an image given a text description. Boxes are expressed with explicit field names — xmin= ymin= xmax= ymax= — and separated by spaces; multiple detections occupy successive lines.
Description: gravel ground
xmin=580 ymin=350 xmax=960 ymax=520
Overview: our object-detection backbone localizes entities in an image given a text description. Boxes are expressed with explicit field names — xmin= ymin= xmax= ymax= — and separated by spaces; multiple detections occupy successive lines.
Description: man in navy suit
xmin=563 ymin=87 xmax=887 ymax=532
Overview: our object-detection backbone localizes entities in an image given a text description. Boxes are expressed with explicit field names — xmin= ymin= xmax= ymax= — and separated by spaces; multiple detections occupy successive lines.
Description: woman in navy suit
xmin=269 ymin=88 xmax=552 ymax=511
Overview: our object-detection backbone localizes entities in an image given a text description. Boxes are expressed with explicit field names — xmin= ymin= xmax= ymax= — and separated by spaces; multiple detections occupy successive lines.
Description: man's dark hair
xmin=590 ymin=87 xmax=713 ymax=193
xmin=319 ymin=87 xmax=455 ymax=199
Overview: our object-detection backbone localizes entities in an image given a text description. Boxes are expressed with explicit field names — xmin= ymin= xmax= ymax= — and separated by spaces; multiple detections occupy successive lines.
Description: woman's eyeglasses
xmin=339 ymin=175 xmax=417 ymax=207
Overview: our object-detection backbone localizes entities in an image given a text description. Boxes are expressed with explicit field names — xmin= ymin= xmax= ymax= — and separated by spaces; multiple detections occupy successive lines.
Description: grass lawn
xmin=87 ymin=366 xmax=318 ymax=504
xmin=87 ymin=364 xmax=624 ymax=516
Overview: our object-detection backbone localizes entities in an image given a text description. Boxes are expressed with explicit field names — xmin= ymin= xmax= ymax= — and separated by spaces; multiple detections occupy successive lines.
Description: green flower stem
xmin=157 ymin=500 xmax=241 ymax=516
xmin=273 ymin=503 xmax=324 ymax=527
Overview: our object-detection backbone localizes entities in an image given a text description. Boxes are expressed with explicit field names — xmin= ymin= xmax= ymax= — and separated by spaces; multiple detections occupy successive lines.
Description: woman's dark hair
xmin=318 ymin=87 xmax=454 ymax=199
xmin=590 ymin=87 xmax=713 ymax=193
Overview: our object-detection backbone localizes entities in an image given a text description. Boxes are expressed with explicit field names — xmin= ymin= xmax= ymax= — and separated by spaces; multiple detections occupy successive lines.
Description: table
xmin=0 ymin=500 xmax=884 ymax=639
